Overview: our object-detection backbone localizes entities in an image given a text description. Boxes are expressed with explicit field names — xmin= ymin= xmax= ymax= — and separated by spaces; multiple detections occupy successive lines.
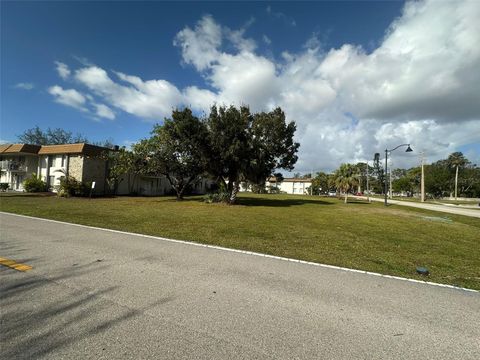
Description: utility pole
xmin=311 ymin=169 xmax=313 ymax=196
xmin=420 ymin=151 xmax=425 ymax=202
xmin=389 ymin=157 xmax=393 ymax=199
xmin=366 ymin=161 xmax=370 ymax=202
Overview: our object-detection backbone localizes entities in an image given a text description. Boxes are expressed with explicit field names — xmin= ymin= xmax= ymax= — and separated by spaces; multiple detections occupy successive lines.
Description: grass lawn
xmin=1 ymin=192 xmax=479 ymax=290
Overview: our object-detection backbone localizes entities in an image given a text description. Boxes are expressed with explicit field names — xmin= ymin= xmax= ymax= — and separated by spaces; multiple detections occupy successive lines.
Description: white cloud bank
xmin=48 ymin=0 xmax=480 ymax=170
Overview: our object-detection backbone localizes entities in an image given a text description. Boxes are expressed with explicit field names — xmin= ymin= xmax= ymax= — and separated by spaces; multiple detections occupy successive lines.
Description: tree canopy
xmin=17 ymin=126 xmax=114 ymax=148
xmin=206 ymin=105 xmax=299 ymax=203
xmin=107 ymin=105 xmax=299 ymax=203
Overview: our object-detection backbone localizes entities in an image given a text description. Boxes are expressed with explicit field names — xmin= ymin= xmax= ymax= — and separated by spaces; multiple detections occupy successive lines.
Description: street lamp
xmin=384 ymin=144 xmax=413 ymax=206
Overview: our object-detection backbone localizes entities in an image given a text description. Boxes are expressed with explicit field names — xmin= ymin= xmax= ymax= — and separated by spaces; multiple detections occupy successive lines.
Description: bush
xmin=23 ymin=174 xmax=48 ymax=192
xmin=203 ymin=191 xmax=230 ymax=203
xmin=57 ymin=176 xmax=91 ymax=197
xmin=0 ymin=183 xmax=9 ymax=191
xmin=251 ymin=184 xmax=267 ymax=194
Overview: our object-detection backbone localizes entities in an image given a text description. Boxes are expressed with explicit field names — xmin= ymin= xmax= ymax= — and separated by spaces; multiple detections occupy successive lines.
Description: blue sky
xmin=2 ymin=1 xmax=479 ymax=171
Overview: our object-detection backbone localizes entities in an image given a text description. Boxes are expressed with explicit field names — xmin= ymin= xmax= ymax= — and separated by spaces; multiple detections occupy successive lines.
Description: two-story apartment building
xmin=0 ymin=144 xmax=41 ymax=191
xmin=0 ymin=143 xmax=109 ymax=194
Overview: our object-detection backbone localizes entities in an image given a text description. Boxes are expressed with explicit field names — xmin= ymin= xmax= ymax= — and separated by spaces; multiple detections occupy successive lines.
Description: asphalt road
xmin=353 ymin=196 xmax=480 ymax=218
xmin=1 ymin=212 xmax=479 ymax=359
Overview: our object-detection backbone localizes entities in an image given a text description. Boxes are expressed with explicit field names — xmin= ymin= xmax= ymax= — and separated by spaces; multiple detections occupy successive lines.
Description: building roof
xmin=268 ymin=177 xmax=312 ymax=183
xmin=0 ymin=144 xmax=41 ymax=154
xmin=0 ymin=143 xmax=110 ymax=156
xmin=37 ymin=143 xmax=110 ymax=156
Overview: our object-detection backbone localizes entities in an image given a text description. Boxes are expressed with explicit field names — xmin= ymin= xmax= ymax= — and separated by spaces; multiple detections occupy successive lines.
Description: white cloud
xmin=47 ymin=0 xmax=480 ymax=171
xmin=55 ymin=61 xmax=71 ymax=80
xmin=93 ymin=103 xmax=115 ymax=120
xmin=14 ymin=82 xmax=34 ymax=90
xmin=74 ymin=66 xmax=183 ymax=119
xmin=173 ymin=15 xmax=222 ymax=71
xmin=262 ymin=34 xmax=271 ymax=45
xmin=48 ymin=85 xmax=87 ymax=111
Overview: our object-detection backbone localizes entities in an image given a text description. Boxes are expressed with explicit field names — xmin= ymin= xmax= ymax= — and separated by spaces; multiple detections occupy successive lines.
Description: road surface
xmin=1 ymin=212 xmax=479 ymax=359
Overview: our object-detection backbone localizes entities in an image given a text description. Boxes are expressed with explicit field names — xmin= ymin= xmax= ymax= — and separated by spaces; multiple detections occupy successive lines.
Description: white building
xmin=239 ymin=177 xmax=313 ymax=195
xmin=266 ymin=177 xmax=312 ymax=195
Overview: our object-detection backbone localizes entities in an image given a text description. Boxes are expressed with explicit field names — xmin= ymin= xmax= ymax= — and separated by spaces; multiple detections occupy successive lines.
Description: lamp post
xmin=384 ymin=144 xmax=413 ymax=206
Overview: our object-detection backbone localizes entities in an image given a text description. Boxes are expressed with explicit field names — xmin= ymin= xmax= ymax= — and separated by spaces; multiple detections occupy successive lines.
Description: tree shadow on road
xmin=0 ymin=259 xmax=173 ymax=359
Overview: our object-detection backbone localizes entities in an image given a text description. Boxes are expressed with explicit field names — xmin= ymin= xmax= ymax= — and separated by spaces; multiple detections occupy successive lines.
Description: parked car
xmin=328 ymin=191 xmax=337 ymax=196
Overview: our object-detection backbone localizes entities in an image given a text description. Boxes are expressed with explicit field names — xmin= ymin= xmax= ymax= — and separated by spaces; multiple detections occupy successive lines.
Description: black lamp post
xmin=384 ymin=144 xmax=413 ymax=206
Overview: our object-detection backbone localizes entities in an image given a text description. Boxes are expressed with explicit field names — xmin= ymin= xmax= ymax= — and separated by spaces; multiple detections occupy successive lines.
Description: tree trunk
xmin=229 ymin=181 xmax=240 ymax=204
xmin=176 ymin=190 xmax=184 ymax=201
xmin=455 ymin=165 xmax=459 ymax=201
xmin=344 ymin=192 xmax=348 ymax=204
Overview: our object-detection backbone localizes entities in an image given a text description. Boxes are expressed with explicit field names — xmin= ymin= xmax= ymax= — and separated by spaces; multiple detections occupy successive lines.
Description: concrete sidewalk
xmin=354 ymin=196 xmax=480 ymax=218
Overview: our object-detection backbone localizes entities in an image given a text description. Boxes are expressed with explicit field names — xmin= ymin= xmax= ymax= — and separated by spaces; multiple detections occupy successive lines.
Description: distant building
xmin=239 ymin=177 xmax=313 ymax=195
xmin=266 ymin=177 xmax=312 ymax=195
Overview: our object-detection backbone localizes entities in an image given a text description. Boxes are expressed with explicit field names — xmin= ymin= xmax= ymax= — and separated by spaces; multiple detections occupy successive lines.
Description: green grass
xmin=1 ymin=192 xmax=479 ymax=290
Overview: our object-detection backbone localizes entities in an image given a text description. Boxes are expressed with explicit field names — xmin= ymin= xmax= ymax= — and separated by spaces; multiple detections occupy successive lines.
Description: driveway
xmin=1 ymin=212 xmax=479 ymax=359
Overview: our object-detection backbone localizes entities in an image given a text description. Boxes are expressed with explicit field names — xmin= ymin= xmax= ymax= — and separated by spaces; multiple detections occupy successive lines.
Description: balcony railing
xmin=0 ymin=160 xmax=27 ymax=172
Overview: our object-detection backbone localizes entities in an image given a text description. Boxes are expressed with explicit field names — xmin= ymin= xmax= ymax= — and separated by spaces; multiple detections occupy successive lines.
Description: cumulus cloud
xmin=48 ymin=85 xmax=87 ymax=111
xmin=92 ymin=103 xmax=115 ymax=120
xmin=55 ymin=61 xmax=71 ymax=80
xmin=173 ymin=15 xmax=222 ymax=72
xmin=47 ymin=0 xmax=480 ymax=170
xmin=14 ymin=82 xmax=34 ymax=90
xmin=74 ymin=67 xmax=183 ymax=119
xmin=172 ymin=1 xmax=479 ymax=170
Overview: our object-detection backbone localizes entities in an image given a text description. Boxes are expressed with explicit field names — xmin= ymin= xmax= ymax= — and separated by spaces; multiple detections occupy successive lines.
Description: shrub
xmin=251 ymin=184 xmax=267 ymax=194
xmin=57 ymin=176 xmax=91 ymax=197
xmin=23 ymin=174 xmax=48 ymax=192
xmin=203 ymin=191 xmax=230 ymax=203
xmin=0 ymin=183 xmax=9 ymax=191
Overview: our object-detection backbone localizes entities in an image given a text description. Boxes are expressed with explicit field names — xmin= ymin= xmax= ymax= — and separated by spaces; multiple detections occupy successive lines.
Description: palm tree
xmin=334 ymin=164 xmax=360 ymax=204
xmin=447 ymin=152 xmax=468 ymax=200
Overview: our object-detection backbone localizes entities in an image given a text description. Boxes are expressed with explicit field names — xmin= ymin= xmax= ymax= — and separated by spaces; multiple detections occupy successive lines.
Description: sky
xmin=1 ymin=0 xmax=479 ymax=172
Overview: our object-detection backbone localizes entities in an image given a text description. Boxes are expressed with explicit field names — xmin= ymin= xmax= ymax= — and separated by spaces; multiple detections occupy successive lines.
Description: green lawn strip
xmin=1 ymin=193 xmax=479 ymax=290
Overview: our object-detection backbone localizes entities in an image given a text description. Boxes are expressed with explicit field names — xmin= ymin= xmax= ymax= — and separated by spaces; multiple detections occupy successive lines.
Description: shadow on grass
xmin=236 ymin=196 xmax=334 ymax=207
xmin=0 ymin=192 xmax=55 ymax=198
xmin=344 ymin=201 xmax=372 ymax=205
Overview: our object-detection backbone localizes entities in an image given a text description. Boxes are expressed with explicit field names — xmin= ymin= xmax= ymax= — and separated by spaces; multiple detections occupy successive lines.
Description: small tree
xmin=145 ymin=108 xmax=209 ymax=200
xmin=447 ymin=152 xmax=469 ymax=200
xmin=334 ymin=164 xmax=360 ymax=203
